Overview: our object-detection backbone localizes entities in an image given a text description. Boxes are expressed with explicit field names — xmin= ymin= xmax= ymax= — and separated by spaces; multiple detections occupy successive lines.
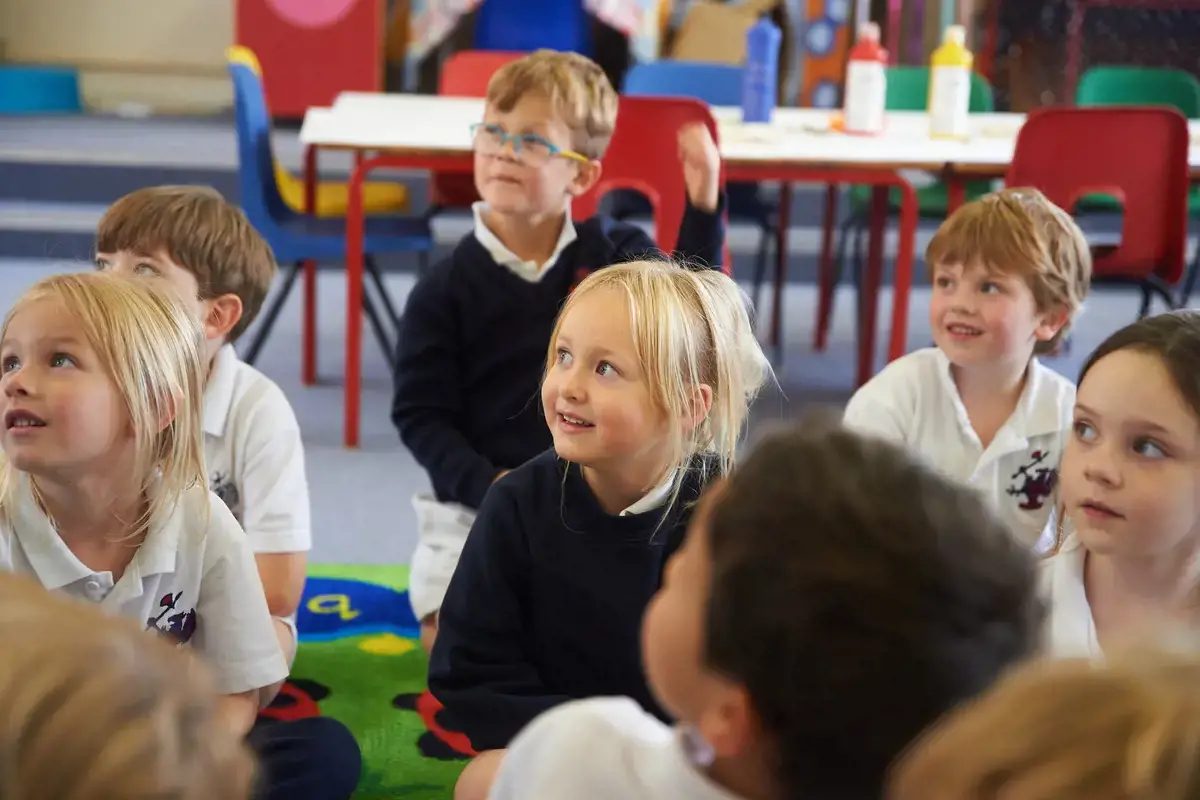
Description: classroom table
xmin=299 ymin=93 xmax=1200 ymax=447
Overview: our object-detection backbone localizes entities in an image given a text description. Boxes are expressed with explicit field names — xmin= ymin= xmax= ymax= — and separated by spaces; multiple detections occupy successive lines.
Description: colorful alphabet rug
xmin=261 ymin=565 xmax=470 ymax=799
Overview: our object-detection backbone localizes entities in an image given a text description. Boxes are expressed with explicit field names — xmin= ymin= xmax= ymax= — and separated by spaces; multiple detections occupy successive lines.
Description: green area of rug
xmin=283 ymin=564 xmax=468 ymax=799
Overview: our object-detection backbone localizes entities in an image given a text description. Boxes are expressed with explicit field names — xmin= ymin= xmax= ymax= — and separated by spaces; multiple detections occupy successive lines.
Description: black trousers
xmin=248 ymin=717 xmax=362 ymax=800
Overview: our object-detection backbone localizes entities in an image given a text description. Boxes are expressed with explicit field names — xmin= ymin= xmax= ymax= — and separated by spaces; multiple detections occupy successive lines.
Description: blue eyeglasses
xmin=469 ymin=123 xmax=589 ymax=165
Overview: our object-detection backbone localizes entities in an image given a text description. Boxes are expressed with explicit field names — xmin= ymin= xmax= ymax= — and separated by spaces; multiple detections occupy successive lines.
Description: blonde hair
xmin=925 ymin=187 xmax=1092 ymax=354
xmin=96 ymin=185 xmax=278 ymax=343
xmin=547 ymin=261 xmax=769 ymax=496
xmin=486 ymin=49 xmax=618 ymax=159
xmin=0 ymin=272 xmax=207 ymax=540
xmin=0 ymin=572 xmax=254 ymax=799
xmin=889 ymin=649 xmax=1200 ymax=800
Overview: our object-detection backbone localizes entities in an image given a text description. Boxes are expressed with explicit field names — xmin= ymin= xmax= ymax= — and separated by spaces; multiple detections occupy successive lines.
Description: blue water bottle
xmin=742 ymin=15 xmax=782 ymax=123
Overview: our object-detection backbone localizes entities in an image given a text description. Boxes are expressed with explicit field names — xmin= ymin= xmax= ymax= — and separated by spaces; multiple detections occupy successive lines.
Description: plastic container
xmin=842 ymin=23 xmax=888 ymax=136
xmin=0 ymin=65 xmax=82 ymax=115
xmin=928 ymin=25 xmax=973 ymax=139
xmin=741 ymin=15 xmax=782 ymax=124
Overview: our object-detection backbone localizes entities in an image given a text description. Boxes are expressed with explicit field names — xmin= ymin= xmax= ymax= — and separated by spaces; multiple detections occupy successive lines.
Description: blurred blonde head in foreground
xmin=889 ymin=647 xmax=1200 ymax=800
xmin=0 ymin=573 xmax=254 ymax=800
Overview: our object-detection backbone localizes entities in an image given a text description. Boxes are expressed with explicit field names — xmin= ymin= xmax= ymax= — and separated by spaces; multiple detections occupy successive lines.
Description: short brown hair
xmin=704 ymin=411 xmax=1043 ymax=799
xmin=0 ymin=572 xmax=254 ymax=799
xmin=926 ymin=187 xmax=1092 ymax=353
xmin=890 ymin=649 xmax=1200 ymax=800
xmin=486 ymin=50 xmax=618 ymax=159
xmin=96 ymin=185 xmax=276 ymax=343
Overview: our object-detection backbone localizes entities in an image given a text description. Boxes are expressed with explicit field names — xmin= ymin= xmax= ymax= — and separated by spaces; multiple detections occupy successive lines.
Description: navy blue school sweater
xmin=427 ymin=448 xmax=713 ymax=752
xmin=391 ymin=203 xmax=724 ymax=510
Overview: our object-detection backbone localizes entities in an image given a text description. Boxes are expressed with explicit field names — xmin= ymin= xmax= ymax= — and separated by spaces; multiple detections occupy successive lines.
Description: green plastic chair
xmin=1076 ymin=66 xmax=1200 ymax=214
xmin=827 ymin=67 xmax=996 ymax=301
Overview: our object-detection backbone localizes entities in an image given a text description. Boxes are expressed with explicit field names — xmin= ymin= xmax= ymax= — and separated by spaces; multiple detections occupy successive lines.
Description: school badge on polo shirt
xmin=1006 ymin=449 xmax=1057 ymax=511
xmin=147 ymin=591 xmax=197 ymax=646
xmin=211 ymin=471 xmax=241 ymax=515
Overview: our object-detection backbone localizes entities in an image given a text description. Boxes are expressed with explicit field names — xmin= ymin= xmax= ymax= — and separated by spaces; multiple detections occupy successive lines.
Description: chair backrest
xmin=1077 ymin=66 xmax=1200 ymax=118
xmin=884 ymin=65 xmax=995 ymax=112
xmin=226 ymin=49 xmax=289 ymax=237
xmin=573 ymin=95 xmax=721 ymax=257
xmin=622 ymin=61 xmax=744 ymax=106
xmin=473 ymin=0 xmax=592 ymax=55
xmin=1005 ymin=106 xmax=1190 ymax=283
xmin=433 ymin=50 xmax=527 ymax=208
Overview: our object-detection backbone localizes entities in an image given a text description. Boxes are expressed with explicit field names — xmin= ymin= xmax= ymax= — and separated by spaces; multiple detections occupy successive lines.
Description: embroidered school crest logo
xmin=1006 ymin=450 xmax=1057 ymax=511
xmin=147 ymin=592 xmax=197 ymax=646
xmin=211 ymin=472 xmax=240 ymax=512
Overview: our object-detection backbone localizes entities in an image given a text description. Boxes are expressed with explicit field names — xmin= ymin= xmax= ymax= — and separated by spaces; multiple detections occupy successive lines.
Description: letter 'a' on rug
xmin=261 ymin=565 xmax=470 ymax=799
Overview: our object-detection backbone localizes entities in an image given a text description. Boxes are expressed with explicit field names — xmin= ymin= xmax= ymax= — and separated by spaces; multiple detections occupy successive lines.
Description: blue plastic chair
xmin=619 ymin=61 xmax=775 ymax=287
xmin=227 ymin=59 xmax=432 ymax=366
xmin=474 ymin=0 xmax=592 ymax=56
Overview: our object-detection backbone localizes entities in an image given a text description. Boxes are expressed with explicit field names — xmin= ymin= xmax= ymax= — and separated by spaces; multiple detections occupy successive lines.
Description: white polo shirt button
xmin=83 ymin=578 xmax=105 ymax=601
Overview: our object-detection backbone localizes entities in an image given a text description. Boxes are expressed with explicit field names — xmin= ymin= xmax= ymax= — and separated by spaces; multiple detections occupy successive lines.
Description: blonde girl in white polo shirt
xmin=0 ymin=272 xmax=287 ymax=737
xmin=1042 ymin=311 xmax=1200 ymax=659
xmin=0 ymin=572 xmax=254 ymax=800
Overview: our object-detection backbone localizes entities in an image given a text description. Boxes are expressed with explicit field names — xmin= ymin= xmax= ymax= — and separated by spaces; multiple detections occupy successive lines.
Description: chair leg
xmin=242 ymin=260 xmax=302 ymax=366
xmin=362 ymin=283 xmax=395 ymax=366
xmin=814 ymin=184 xmax=840 ymax=352
xmin=1179 ymin=244 xmax=1200 ymax=308
xmin=751 ymin=222 xmax=772 ymax=319
xmin=365 ymin=255 xmax=403 ymax=332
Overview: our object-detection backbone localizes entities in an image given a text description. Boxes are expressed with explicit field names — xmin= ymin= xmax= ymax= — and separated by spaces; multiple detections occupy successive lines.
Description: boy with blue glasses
xmin=392 ymin=49 xmax=725 ymax=656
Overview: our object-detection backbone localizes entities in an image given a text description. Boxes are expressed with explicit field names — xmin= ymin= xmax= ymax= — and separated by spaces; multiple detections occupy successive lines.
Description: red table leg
xmin=814 ymin=182 xmax=840 ymax=351
xmin=302 ymin=145 xmax=318 ymax=385
xmin=343 ymin=160 xmax=368 ymax=448
xmin=889 ymin=180 xmax=919 ymax=364
xmin=858 ymin=186 xmax=889 ymax=386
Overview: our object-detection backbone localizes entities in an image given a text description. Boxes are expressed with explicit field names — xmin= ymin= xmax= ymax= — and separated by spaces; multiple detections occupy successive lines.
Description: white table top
xmin=300 ymin=92 xmax=1200 ymax=172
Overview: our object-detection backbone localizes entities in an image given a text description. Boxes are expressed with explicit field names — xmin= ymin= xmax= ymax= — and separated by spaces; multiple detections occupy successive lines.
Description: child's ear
xmin=567 ymin=159 xmax=602 ymax=198
xmin=1034 ymin=304 xmax=1070 ymax=343
xmin=684 ymin=383 xmax=714 ymax=433
xmin=697 ymin=681 xmax=759 ymax=760
xmin=203 ymin=294 xmax=244 ymax=343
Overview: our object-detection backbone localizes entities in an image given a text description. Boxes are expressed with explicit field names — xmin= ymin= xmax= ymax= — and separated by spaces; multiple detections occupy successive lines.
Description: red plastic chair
xmin=1005 ymin=106 xmax=1191 ymax=316
xmin=573 ymin=95 xmax=730 ymax=273
xmin=431 ymin=50 xmax=527 ymax=211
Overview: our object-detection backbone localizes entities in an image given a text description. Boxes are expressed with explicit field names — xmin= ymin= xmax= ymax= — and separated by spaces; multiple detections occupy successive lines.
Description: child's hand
xmin=677 ymin=122 xmax=721 ymax=213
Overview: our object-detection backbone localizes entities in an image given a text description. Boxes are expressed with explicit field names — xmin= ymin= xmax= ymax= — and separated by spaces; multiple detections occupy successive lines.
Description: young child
xmin=1042 ymin=311 xmax=1200 ymax=659
xmin=431 ymin=261 xmax=767 ymax=800
xmin=0 ymin=273 xmax=359 ymax=800
xmin=0 ymin=572 xmax=255 ymax=799
xmin=843 ymin=188 xmax=1092 ymax=551
xmin=490 ymin=414 xmax=1045 ymax=800
xmin=391 ymin=49 xmax=727 ymax=652
xmin=890 ymin=649 xmax=1200 ymax=800
xmin=95 ymin=186 xmax=309 ymax=680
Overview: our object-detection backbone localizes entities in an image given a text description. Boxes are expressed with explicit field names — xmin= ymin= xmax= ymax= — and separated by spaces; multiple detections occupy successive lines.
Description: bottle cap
xmin=944 ymin=24 xmax=966 ymax=45
xmin=859 ymin=21 xmax=881 ymax=42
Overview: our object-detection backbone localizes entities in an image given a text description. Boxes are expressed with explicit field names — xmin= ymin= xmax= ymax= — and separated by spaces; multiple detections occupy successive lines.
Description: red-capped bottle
xmin=842 ymin=22 xmax=888 ymax=136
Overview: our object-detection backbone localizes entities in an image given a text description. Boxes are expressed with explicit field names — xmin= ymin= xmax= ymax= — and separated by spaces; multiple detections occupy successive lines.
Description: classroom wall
xmin=0 ymin=0 xmax=233 ymax=113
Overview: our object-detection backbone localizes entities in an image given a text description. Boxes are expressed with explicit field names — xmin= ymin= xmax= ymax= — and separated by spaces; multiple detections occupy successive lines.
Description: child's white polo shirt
xmin=490 ymin=697 xmax=743 ymax=800
xmin=204 ymin=344 xmax=311 ymax=556
xmin=0 ymin=475 xmax=289 ymax=695
xmin=1039 ymin=533 xmax=1101 ymax=659
xmin=843 ymin=347 xmax=1074 ymax=550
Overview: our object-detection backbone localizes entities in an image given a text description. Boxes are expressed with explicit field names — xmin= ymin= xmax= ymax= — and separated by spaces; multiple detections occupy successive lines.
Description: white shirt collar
xmin=203 ymin=344 xmax=239 ymax=437
xmin=620 ymin=471 xmax=677 ymax=517
xmin=933 ymin=348 xmax=1066 ymax=445
xmin=472 ymin=201 xmax=577 ymax=283
xmin=9 ymin=472 xmax=182 ymax=591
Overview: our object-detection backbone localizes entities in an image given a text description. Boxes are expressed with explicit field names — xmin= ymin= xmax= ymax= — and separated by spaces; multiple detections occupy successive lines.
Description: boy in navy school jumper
xmin=391 ymin=49 xmax=727 ymax=654
xmin=431 ymin=261 xmax=769 ymax=800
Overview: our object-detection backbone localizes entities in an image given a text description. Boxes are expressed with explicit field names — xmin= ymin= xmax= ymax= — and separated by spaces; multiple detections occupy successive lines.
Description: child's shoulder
xmin=1026 ymin=358 xmax=1077 ymax=418
xmin=499 ymin=697 xmax=673 ymax=797
xmin=491 ymin=448 xmax=562 ymax=497
xmin=166 ymin=481 xmax=247 ymax=552
xmin=844 ymin=347 xmax=946 ymax=421
xmin=208 ymin=347 xmax=300 ymax=441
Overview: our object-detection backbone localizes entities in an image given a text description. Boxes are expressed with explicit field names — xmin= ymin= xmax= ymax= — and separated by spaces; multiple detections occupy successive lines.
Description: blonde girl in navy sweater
xmin=431 ymin=260 xmax=769 ymax=800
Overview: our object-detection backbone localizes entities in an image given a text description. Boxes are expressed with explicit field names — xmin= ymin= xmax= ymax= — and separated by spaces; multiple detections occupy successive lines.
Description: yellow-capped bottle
xmin=928 ymin=25 xmax=973 ymax=139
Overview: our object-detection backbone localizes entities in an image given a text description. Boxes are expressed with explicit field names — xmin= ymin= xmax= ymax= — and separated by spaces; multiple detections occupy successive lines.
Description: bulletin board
xmin=235 ymin=0 xmax=384 ymax=117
